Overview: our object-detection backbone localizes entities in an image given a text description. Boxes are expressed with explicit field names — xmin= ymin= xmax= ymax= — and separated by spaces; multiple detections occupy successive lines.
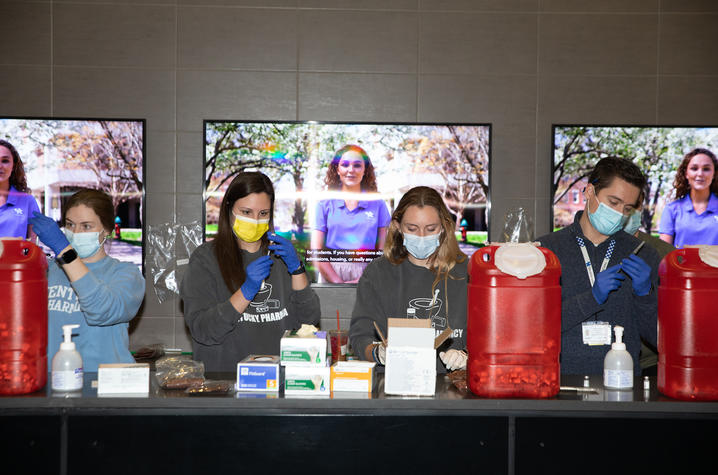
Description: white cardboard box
xmin=284 ymin=365 xmax=330 ymax=395
xmin=330 ymin=361 xmax=376 ymax=392
xmin=97 ymin=363 xmax=150 ymax=395
xmin=280 ymin=330 xmax=327 ymax=366
xmin=384 ymin=318 xmax=437 ymax=396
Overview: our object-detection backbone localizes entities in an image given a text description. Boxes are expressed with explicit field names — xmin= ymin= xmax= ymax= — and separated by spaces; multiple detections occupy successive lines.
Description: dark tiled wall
xmin=3 ymin=0 xmax=717 ymax=349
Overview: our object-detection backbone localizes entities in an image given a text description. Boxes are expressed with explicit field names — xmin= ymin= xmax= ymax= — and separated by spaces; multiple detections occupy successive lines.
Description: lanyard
xmin=576 ymin=236 xmax=615 ymax=287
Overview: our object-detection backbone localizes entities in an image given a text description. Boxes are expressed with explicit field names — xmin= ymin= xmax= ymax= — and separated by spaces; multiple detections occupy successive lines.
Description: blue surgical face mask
xmin=588 ymin=192 xmax=628 ymax=236
xmin=623 ymin=210 xmax=641 ymax=235
xmin=403 ymin=231 xmax=441 ymax=260
xmin=64 ymin=229 xmax=107 ymax=258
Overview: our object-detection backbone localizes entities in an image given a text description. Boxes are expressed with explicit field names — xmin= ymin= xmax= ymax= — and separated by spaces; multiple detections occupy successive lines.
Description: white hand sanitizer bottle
xmin=603 ymin=325 xmax=633 ymax=390
xmin=51 ymin=324 xmax=84 ymax=392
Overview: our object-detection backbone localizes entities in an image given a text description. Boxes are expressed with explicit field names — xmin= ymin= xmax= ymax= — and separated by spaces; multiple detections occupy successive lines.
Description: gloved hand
xmin=28 ymin=211 xmax=70 ymax=255
xmin=591 ymin=264 xmax=625 ymax=304
xmin=621 ymin=254 xmax=652 ymax=296
xmin=240 ymin=255 xmax=273 ymax=301
xmin=372 ymin=343 xmax=386 ymax=365
xmin=267 ymin=232 xmax=301 ymax=273
xmin=440 ymin=349 xmax=468 ymax=371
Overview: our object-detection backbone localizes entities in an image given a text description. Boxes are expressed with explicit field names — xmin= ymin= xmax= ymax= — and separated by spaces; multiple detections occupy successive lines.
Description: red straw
xmin=336 ymin=309 xmax=341 ymax=332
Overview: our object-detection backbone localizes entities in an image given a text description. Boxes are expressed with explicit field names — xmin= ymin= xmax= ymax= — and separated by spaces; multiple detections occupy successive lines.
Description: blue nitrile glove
xmin=592 ymin=264 xmax=625 ymax=304
xmin=240 ymin=255 xmax=273 ymax=301
xmin=621 ymin=254 xmax=652 ymax=296
xmin=28 ymin=211 xmax=70 ymax=255
xmin=267 ymin=232 xmax=301 ymax=273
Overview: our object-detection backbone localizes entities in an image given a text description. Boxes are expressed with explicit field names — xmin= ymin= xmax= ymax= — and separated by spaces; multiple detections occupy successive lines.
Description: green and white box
xmin=280 ymin=330 xmax=327 ymax=366
xmin=284 ymin=366 xmax=330 ymax=395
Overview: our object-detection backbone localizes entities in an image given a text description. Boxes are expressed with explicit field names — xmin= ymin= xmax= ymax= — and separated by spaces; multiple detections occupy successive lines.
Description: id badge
xmin=582 ymin=321 xmax=612 ymax=346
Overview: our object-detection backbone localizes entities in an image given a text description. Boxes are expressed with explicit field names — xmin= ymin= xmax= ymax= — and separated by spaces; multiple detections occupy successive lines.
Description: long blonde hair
xmin=384 ymin=186 xmax=466 ymax=289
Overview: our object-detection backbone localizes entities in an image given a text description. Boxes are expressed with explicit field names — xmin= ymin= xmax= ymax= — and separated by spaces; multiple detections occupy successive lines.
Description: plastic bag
xmin=186 ymin=380 xmax=233 ymax=395
xmin=501 ymin=207 xmax=534 ymax=243
xmin=155 ymin=355 xmax=205 ymax=389
xmin=147 ymin=220 xmax=203 ymax=304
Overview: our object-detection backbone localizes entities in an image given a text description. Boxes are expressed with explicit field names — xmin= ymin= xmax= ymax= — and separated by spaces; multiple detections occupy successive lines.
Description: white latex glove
xmin=440 ymin=349 xmax=467 ymax=371
xmin=373 ymin=343 xmax=386 ymax=365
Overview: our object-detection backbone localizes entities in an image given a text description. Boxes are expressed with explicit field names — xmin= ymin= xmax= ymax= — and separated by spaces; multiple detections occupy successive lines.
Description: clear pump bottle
xmin=603 ymin=325 xmax=633 ymax=390
xmin=51 ymin=324 xmax=84 ymax=392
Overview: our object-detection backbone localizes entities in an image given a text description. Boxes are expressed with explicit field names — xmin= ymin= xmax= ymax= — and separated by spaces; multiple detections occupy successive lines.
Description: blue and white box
xmin=236 ymin=355 xmax=280 ymax=392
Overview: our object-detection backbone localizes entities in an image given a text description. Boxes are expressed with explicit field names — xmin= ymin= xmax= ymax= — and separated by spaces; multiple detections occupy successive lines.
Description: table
xmin=2 ymin=373 xmax=717 ymax=475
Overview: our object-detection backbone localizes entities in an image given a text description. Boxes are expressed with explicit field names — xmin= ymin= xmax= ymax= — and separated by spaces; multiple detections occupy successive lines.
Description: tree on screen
xmin=408 ymin=125 xmax=489 ymax=229
xmin=205 ymin=122 xmax=345 ymax=232
xmin=49 ymin=121 xmax=143 ymax=212
xmin=553 ymin=127 xmax=703 ymax=233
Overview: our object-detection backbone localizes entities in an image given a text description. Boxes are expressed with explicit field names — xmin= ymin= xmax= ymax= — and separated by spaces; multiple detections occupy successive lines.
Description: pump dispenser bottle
xmin=603 ymin=325 xmax=633 ymax=390
xmin=51 ymin=324 xmax=84 ymax=391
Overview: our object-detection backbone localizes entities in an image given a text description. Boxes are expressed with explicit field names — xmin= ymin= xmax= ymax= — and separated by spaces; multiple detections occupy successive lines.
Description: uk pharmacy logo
xmin=14 ymin=208 xmax=23 ymax=216
xmin=364 ymin=211 xmax=375 ymax=220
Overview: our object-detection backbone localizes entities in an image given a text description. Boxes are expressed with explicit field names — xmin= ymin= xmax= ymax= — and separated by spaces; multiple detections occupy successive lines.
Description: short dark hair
xmin=588 ymin=157 xmax=647 ymax=206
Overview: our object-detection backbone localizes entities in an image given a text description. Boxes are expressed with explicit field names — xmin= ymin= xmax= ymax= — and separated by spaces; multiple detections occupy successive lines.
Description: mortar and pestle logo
xmin=249 ymin=283 xmax=280 ymax=313
xmin=409 ymin=296 xmax=446 ymax=329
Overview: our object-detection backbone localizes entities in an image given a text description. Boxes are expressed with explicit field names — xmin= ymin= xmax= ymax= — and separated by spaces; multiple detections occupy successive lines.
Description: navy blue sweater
xmin=537 ymin=212 xmax=660 ymax=376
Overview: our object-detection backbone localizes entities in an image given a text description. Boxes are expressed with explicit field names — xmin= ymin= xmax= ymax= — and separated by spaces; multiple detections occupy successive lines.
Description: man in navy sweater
xmin=538 ymin=157 xmax=660 ymax=376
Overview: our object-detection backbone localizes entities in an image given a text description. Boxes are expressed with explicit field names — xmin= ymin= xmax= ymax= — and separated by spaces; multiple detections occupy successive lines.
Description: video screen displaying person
xmin=0 ymin=118 xmax=144 ymax=268
xmin=552 ymin=126 xmax=718 ymax=247
xmin=204 ymin=122 xmax=491 ymax=285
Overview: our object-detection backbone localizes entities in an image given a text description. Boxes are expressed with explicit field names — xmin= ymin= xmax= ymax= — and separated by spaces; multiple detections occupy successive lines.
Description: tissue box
xmin=97 ymin=363 xmax=150 ymax=395
xmin=280 ymin=330 xmax=327 ymax=366
xmin=384 ymin=318 xmax=437 ymax=396
xmin=330 ymin=361 xmax=376 ymax=392
xmin=284 ymin=366 xmax=330 ymax=395
xmin=236 ymin=355 xmax=280 ymax=392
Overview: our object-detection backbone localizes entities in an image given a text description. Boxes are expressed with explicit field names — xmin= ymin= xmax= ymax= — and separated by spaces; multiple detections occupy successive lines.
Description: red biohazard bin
xmin=467 ymin=244 xmax=561 ymax=398
xmin=0 ymin=239 xmax=48 ymax=395
xmin=658 ymin=246 xmax=718 ymax=401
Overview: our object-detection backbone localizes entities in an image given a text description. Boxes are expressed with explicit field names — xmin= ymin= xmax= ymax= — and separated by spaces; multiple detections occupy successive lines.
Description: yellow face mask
xmin=232 ymin=214 xmax=270 ymax=243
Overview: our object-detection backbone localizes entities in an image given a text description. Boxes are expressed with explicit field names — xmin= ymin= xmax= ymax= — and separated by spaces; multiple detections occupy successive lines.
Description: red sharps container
xmin=467 ymin=243 xmax=561 ymax=398
xmin=0 ymin=239 xmax=49 ymax=395
xmin=658 ymin=246 xmax=718 ymax=401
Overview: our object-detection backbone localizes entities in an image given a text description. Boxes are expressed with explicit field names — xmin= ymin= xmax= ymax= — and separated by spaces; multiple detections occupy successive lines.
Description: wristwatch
xmin=290 ymin=263 xmax=306 ymax=275
xmin=56 ymin=248 xmax=78 ymax=266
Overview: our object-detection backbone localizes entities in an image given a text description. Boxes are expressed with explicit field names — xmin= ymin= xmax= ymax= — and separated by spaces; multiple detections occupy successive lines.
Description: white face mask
xmin=64 ymin=229 xmax=107 ymax=258
xmin=403 ymin=232 xmax=441 ymax=260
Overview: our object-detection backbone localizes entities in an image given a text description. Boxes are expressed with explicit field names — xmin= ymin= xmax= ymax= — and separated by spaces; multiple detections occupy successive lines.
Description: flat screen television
xmin=0 ymin=117 xmax=145 ymax=270
xmin=552 ymin=125 xmax=718 ymax=243
xmin=204 ymin=121 xmax=491 ymax=285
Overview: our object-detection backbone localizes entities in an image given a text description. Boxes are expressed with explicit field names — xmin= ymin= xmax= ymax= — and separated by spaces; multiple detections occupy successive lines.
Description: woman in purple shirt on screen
xmin=311 ymin=145 xmax=391 ymax=283
xmin=659 ymin=148 xmax=718 ymax=248
xmin=0 ymin=139 xmax=40 ymax=239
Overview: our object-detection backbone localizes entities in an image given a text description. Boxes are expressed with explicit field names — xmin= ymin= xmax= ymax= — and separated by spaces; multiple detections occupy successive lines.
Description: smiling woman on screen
xmin=659 ymin=148 xmax=718 ymax=248
xmin=0 ymin=139 xmax=40 ymax=239
xmin=311 ymin=145 xmax=391 ymax=284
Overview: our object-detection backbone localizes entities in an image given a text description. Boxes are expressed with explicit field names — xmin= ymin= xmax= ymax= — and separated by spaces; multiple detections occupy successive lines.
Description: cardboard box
xmin=97 ymin=363 xmax=150 ymax=395
xmin=236 ymin=355 xmax=280 ymax=392
xmin=330 ymin=361 xmax=376 ymax=392
xmin=384 ymin=318 xmax=437 ymax=396
xmin=280 ymin=330 xmax=327 ymax=366
xmin=284 ymin=365 xmax=330 ymax=395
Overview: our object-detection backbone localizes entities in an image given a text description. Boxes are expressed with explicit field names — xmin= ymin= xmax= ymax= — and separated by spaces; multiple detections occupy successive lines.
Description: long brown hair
xmin=214 ymin=172 xmax=275 ymax=293
xmin=384 ymin=186 xmax=466 ymax=289
xmin=673 ymin=148 xmax=718 ymax=199
xmin=0 ymin=139 xmax=30 ymax=193
xmin=324 ymin=145 xmax=378 ymax=192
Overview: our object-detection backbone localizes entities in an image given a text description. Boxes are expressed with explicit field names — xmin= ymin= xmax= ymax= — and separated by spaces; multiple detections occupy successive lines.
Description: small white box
xmin=284 ymin=365 xmax=330 ymax=395
xmin=97 ymin=363 xmax=150 ymax=395
xmin=330 ymin=361 xmax=376 ymax=392
xmin=236 ymin=355 xmax=280 ymax=392
xmin=280 ymin=330 xmax=327 ymax=366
